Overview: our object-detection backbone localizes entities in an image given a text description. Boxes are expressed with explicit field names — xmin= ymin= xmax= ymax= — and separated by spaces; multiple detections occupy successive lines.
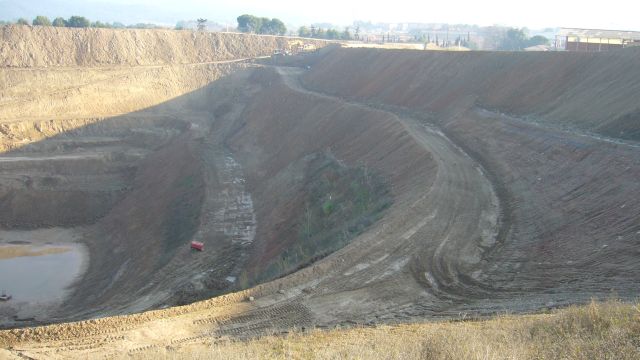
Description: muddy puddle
xmin=0 ymin=229 xmax=87 ymax=323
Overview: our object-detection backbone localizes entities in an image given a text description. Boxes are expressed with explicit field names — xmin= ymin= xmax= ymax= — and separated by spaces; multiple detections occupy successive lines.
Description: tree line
xmin=298 ymin=25 xmax=355 ymax=40
xmin=236 ymin=14 xmax=286 ymax=35
xmin=498 ymin=28 xmax=549 ymax=50
xmin=2 ymin=16 xmax=162 ymax=29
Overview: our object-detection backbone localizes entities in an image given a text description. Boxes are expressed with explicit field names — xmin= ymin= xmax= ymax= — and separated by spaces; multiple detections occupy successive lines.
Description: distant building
xmin=555 ymin=28 xmax=640 ymax=51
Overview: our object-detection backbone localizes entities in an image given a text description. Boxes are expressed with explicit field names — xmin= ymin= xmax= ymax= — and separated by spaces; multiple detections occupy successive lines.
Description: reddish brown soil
xmin=303 ymin=47 xmax=640 ymax=141
xmin=227 ymin=68 xmax=436 ymax=280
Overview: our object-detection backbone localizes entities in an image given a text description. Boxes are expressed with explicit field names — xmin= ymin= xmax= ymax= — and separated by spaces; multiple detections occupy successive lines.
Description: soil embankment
xmin=0 ymin=25 xmax=326 ymax=67
xmin=303 ymin=47 xmax=640 ymax=141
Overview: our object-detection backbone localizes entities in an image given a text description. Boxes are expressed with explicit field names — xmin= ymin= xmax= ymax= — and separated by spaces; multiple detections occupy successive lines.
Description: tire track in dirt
xmin=212 ymin=302 xmax=313 ymax=339
xmin=275 ymin=66 xmax=501 ymax=303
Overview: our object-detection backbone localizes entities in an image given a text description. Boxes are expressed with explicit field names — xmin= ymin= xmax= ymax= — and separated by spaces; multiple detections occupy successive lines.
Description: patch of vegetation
xmin=52 ymin=17 xmax=66 ymax=27
xmin=32 ymin=16 xmax=51 ymax=26
xmin=256 ymin=152 xmax=392 ymax=283
xmin=141 ymin=299 xmax=640 ymax=359
xmin=236 ymin=14 xmax=286 ymax=35
xmin=298 ymin=25 xmax=354 ymax=40
xmin=3 ymin=15 xmax=158 ymax=29
xmin=498 ymin=28 xmax=549 ymax=50
xmin=66 ymin=16 xmax=91 ymax=28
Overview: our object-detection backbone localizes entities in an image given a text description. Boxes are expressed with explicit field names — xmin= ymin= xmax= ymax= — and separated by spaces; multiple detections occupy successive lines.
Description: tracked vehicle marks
xmin=213 ymin=303 xmax=313 ymax=338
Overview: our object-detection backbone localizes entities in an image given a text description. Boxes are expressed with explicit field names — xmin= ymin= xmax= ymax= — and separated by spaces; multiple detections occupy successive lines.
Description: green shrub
xmin=32 ymin=16 xmax=51 ymax=26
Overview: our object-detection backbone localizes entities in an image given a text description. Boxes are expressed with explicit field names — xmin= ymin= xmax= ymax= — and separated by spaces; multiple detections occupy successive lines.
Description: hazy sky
xmin=104 ymin=0 xmax=640 ymax=29
xmin=4 ymin=0 xmax=640 ymax=30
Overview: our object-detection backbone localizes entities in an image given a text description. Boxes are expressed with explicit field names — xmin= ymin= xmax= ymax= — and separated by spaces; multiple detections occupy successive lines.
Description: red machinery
xmin=190 ymin=241 xmax=204 ymax=251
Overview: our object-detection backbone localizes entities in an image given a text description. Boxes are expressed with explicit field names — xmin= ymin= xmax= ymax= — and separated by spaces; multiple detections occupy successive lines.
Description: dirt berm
xmin=0 ymin=25 xmax=326 ymax=67
xmin=0 ymin=28 xmax=639 ymax=358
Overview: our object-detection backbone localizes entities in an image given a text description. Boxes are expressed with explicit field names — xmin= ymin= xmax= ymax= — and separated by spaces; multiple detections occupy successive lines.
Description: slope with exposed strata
xmin=0 ymin=26 xmax=331 ymax=326
xmin=0 ymin=25 xmax=326 ymax=67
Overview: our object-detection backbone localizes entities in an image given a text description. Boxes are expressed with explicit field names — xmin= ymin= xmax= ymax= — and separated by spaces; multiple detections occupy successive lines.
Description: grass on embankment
xmin=135 ymin=299 xmax=640 ymax=359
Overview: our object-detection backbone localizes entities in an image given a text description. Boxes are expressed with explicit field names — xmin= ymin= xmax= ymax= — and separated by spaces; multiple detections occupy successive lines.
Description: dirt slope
xmin=0 ymin=25 xmax=326 ymax=67
xmin=303 ymin=47 xmax=640 ymax=141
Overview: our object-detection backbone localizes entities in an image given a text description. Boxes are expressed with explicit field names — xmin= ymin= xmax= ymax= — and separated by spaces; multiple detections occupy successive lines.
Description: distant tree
xmin=32 ymin=16 xmax=51 ymax=26
xmin=16 ymin=18 xmax=29 ymax=25
xmin=301 ymin=26 xmax=354 ymax=40
xmin=237 ymin=14 xmax=261 ymax=33
xmin=258 ymin=17 xmax=269 ymax=32
xmin=111 ymin=22 xmax=125 ymax=29
xmin=527 ymin=35 xmax=549 ymax=47
xmin=66 ymin=16 xmax=90 ymax=28
xmin=128 ymin=23 xmax=160 ymax=29
xmin=197 ymin=18 xmax=207 ymax=31
xmin=298 ymin=26 xmax=311 ymax=37
xmin=237 ymin=14 xmax=285 ymax=35
xmin=466 ymin=41 xmax=480 ymax=50
xmin=91 ymin=21 xmax=112 ymax=28
xmin=354 ymin=25 xmax=360 ymax=40
xmin=498 ymin=27 xmax=528 ymax=50
xmin=325 ymin=29 xmax=340 ymax=39
xmin=341 ymin=26 xmax=352 ymax=40
xmin=261 ymin=19 xmax=275 ymax=34
xmin=263 ymin=18 xmax=286 ymax=35
xmin=52 ymin=17 xmax=66 ymax=27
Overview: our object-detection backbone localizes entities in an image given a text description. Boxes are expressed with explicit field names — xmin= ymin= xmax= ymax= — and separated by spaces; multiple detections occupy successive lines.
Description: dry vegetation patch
xmin=131 ymin=300 xmax=639 ymax=359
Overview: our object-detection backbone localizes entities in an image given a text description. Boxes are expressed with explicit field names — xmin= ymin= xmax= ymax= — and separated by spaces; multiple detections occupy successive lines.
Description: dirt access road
xmin=1 ymin=66 xmax=501 ymax=358
xmin=271 ymin=67 xmax=500 ymax=318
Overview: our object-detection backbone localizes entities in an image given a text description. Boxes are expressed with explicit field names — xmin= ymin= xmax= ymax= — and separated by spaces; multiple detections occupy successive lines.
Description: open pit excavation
xmin=0 ymin=26 xmax=639 ymax=358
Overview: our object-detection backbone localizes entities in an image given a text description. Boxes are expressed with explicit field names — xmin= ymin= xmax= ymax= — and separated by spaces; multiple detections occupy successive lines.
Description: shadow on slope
xmin=0 ymin=64 xmax=402 ymax=328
